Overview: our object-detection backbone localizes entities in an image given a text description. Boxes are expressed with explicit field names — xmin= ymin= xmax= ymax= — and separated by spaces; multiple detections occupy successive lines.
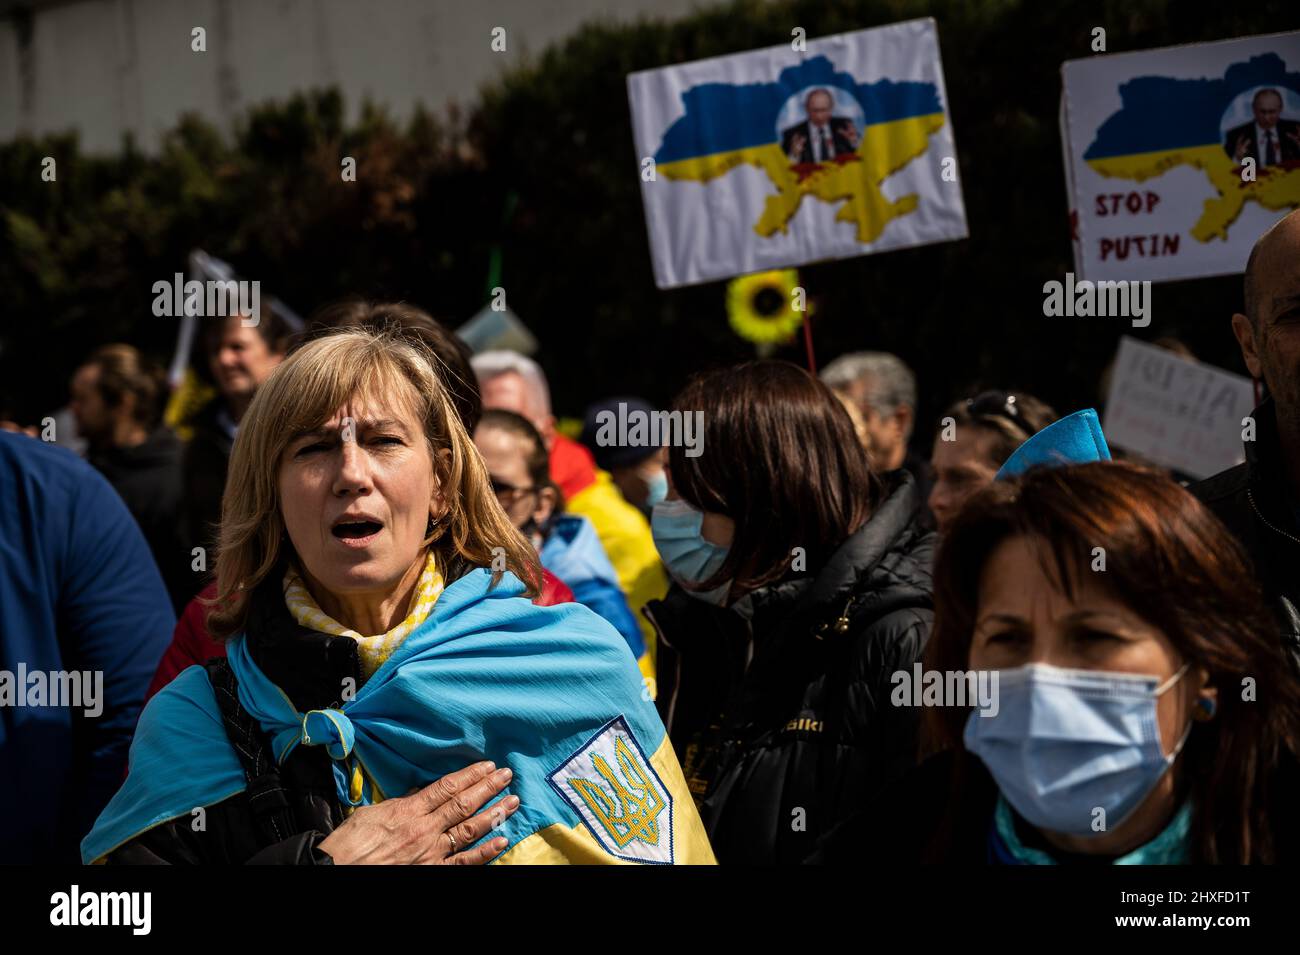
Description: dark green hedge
xmin=2 ymin=0 xmax=1297 ymax=430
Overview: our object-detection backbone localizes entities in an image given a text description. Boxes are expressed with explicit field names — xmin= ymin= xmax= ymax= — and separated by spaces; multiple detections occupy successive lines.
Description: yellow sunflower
xmin=726 ymin=269 xmax=808 ymax=345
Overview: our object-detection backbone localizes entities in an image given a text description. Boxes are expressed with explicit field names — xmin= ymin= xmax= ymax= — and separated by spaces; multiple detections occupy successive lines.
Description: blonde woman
xmin=83 ymin=328 xmax=715 ymax=865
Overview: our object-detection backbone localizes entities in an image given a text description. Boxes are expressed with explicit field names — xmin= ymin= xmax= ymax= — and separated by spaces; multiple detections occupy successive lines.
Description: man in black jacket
xmin=1192 ymin=208 xmax=1300 ymax=668
xmin=182 ymin=312 xmax=292 ymax=558
xmin=70 ymin=344 xmax=189 ymax=611
xmin=1223 ymin=88 xmax=1300 ymax=168
xmin=821 ymin=350 xmax=935 ymax=529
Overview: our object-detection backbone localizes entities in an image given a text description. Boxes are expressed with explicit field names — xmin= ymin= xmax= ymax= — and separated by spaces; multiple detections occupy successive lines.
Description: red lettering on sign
xmin=1094 ymin=192 xmax=1161 ymax=216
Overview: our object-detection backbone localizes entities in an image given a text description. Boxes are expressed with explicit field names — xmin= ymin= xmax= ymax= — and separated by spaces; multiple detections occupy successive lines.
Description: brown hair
xmin=477 ymin=409 xmax=552 ymax=493
xmin=207 ymin=327 xmax=539 ymax=639
xmin=668 ymin=360 xmax=879 ymax=594
xmin=84 ymin=344 xmax=168 ymax=429
xmin=939 ymin=392 xmax=1057 ymax=468
xmin=307 ymin=299 xmax=481 ymax=433
xmin=923 ymin=460 xmax=1300 ymax=863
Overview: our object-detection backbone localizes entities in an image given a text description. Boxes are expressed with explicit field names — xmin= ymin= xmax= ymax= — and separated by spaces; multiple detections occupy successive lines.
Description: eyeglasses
xmin=966 ymin=391 xmax=1027 ymax=433
xmin=490 ymin=477 xmax=538 ymax=504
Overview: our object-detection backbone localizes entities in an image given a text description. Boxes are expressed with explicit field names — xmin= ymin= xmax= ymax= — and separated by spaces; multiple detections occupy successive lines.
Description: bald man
xmin=1193 ymin=208 xmax=1300 ymax=668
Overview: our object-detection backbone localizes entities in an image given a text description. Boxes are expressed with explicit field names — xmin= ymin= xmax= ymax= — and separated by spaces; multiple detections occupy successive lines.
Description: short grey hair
xmin=470 ymin=349 xmax=552 ymax=419
xmin=821 ymin=351 xmax=917 ymax=419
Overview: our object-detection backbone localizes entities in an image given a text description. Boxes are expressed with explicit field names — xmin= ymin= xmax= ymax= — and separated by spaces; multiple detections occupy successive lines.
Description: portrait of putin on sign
xmin=781 ymin=87 xmax=861 ymax=165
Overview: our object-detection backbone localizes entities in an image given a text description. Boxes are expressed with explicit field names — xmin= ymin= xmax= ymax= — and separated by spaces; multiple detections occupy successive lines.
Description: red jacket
xmin=145 ymin=570 xmax=576 ymax=703
xmin=549 ymin=433 xmax=597 ymax=502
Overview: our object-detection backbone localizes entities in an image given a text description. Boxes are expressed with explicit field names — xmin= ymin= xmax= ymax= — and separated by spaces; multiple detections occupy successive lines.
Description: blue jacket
xmin=539 ymin=513 xmax=646 ymax=661
xmin=0 ymin=432 xmax=174 ymax=862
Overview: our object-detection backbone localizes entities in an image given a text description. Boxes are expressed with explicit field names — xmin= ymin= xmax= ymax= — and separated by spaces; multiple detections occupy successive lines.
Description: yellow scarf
xmin=282 ymin=551 xmax=444 ymax=812
xmin=283 ymin=550 xmax=444 ymax=682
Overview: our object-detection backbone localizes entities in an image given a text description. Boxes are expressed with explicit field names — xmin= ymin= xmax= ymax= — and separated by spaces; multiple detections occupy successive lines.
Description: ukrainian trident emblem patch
xmin=548 ymin=715 xmax=674 ymax=864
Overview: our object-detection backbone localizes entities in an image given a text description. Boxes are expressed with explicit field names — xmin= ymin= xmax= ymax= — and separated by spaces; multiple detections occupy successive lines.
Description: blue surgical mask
xmin=644 ymin=470 xmax=668 ymax=509
xmin=963 ymin=662 xmax=1193 ymax=837
xmin=651 ymin=498 xmax=731 ymax=605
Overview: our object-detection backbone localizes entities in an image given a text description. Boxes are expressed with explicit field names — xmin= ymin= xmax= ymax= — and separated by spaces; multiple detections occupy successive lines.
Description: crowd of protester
xmin=4 ymin=209 xmax=1300 ymax=866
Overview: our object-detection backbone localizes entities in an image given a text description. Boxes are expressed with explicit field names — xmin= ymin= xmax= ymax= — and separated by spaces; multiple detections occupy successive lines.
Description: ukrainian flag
xmin=81 ymin=568 xmax=715 ymax=865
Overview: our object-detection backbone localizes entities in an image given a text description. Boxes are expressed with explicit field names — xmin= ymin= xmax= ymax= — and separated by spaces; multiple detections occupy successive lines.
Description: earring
xmin=1195 ymin=697 xmax=1217 ymax=721
xmin=426 ymin=514 xmax=436 ymax=537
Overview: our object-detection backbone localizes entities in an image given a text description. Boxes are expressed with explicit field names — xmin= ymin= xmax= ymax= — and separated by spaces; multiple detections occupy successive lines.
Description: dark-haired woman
xmin=645 ymin=360 xmax=935 ymax=865
xmin=817 ymin=461 xmax=1300 ymax=864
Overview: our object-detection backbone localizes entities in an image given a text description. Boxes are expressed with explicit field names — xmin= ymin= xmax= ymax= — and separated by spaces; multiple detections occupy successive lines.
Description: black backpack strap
xmin=204 ymin=657 xmax=300 ymax=846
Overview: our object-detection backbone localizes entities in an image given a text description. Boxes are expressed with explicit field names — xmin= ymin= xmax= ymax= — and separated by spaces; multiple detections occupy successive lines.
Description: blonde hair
xmin=207 ymin=327 xmax=540 ymax=640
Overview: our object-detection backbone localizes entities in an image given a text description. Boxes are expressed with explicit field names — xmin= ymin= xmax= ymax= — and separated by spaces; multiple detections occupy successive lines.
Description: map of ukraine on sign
xmin=628 ymin=18 xmax=968 ymax=289
xmin=1063 ymin=31 xmax=1300 ymax=283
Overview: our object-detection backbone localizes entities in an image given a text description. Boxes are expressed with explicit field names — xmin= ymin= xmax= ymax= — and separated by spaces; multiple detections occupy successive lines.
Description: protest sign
xmin=628 ymin=18 xmax=967 ymax=289
xmin=1063 ymin=31 xmax=1300 ymax=283
xmin=1102 ymin=336 xmax=1254 ymax=479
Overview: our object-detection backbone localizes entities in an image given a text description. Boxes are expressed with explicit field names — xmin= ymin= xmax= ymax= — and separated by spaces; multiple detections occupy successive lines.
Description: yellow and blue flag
xmin=81 ymin=568 xmax=715 ymax=865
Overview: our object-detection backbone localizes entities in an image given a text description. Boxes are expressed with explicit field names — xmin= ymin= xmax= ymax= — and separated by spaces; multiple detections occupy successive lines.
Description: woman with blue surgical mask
xmin=644 ymin=360 xmax=935 ymax=865
xmin=814 ymin=461 xmax=1300 ymax=865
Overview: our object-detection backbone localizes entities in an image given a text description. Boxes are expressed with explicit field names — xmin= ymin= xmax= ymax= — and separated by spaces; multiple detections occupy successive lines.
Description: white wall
xmin=0 ymin=0 xmax=707 ymax=153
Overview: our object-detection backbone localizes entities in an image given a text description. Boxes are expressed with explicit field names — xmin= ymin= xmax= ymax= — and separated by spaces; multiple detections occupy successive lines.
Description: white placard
xmin=1062 ymin=31 xmax=1300 ymax=283
xmin=1103 ymin=336 xmax=1254 ymax=479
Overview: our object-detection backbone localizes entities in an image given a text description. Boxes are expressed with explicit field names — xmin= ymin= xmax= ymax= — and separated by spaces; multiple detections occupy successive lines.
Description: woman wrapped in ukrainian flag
xmin=82 ymin=327 xmax=715 ymax=865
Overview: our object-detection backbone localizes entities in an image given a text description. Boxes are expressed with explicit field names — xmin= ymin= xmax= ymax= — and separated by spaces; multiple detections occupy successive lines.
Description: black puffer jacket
xmin=181 ymin=398 xmax=236 ymax=556
xmin=643 ymin=471 xmax=934 ymax=865
xmin=87 ymin=426 xmax=190 ymax=611
xmin=1192 ymin=397 xmax=1300 ymax=670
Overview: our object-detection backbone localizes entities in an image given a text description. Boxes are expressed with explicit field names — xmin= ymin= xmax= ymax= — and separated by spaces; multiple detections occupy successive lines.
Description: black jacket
xmin=811 ymin=750 xmax=993 ymax=864
xmin=105 ymin=576 xmax=357 ymax=864
xmin=1191 ymin=398 xmax=1300 ymax=669
xmin=781 ymin=118 xmax=856 ymax=163
xmin=643 ymin=471 xmax=935 ymax=865
xmin=900 ymin=449 xmax=935 ymax=532
xmin=1223 ymin=118 xmax=1300 ymax=166
xmin=87 ymin=426 xmax=190 ymax=612
xmin=182 ymin=398 xmax=236 ymax=556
